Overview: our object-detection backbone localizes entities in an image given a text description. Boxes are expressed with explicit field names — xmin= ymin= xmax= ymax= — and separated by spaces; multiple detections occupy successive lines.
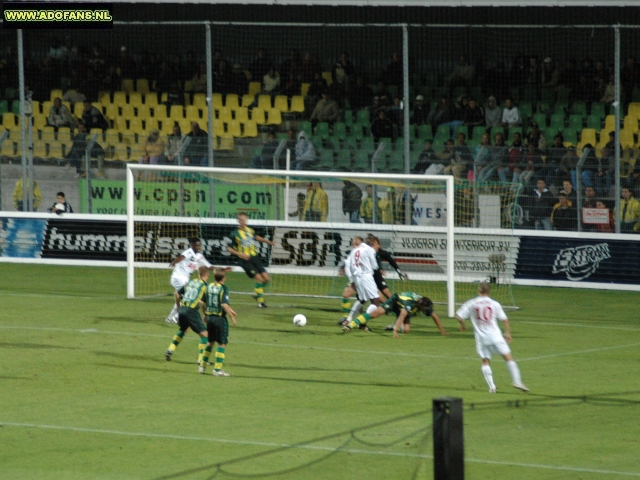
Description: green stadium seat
xmin=590 ymin=102 xmax=605 ymax=120
xmin=572 ymin=101 xmax=588 ymax=120
xmin=417 ymin=124 xmax=433 ymax=140
xmin=550 ymin=114 xmax=565 ymax=131
xmin=332 ymin=122 xmax=347 ymax=140
xmin=586 ymin=115 xmax=602 ymax=131
xmin=533 ymin=113 xmax=547 ymax=129
xmin=568 ymin=114 xmax=583 ymax=131
xmin=563 ymin=127 xmax=578 ymax=146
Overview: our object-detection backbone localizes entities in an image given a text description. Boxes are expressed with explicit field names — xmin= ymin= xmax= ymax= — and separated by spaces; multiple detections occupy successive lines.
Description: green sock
xmin=214 ymin=346 xmax=226 ymax=371
xmin=168 ymin=330 xmax=184 ymax=352
xmin=255 ymin=282 xmax=265 ymax=304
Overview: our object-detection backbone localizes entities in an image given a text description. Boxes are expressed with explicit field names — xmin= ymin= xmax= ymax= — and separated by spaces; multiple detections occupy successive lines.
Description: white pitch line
xmin=2 ymin=422 xmax=639 ymax=477
xmin=518 ymin=321 xmax=640 ymax=333
xmin=519 ymin=342 xmax=640 ymax=362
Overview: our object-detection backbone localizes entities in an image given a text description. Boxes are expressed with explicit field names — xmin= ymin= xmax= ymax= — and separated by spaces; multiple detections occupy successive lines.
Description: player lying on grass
xmin=165 ymin=266 xmax=210 ymax=363
xmin=343 ymin=292 xmax=447 ymax=337
xmin=166 ymin=237 xmax=231 ymax=324
xmin=200 ymin=270 xmax=237 ymax=377
xmin=457 ymin=282 xmax=528 ymax=393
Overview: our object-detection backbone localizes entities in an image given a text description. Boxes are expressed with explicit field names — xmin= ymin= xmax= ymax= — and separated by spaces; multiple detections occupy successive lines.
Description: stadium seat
xmin=274 ymin=95 xmax=289 ymax=113
xmin=121 ymin=79 xmax=135 ymax=93
xmin=623 ymin=115 xmax=639 ymax=133
xmin=105 ymin=129 xmax=120 ymax=146
xmin=317 ymin=149 xmax=334 ymax=170
xmin=257 ymin=95 xmax=272 ymax=110
xmin=590 ymin=102 xmax=605 ymax=120
xmin=251 ymin=107 xmax=267 ymax=125
xmin=300 ymin=121 xmax=312 ymax=135
xmin=58 ymin=127 xmax=72 ymax=144
xmin=1 ymin=139 xmax=15 ymax=156
xmin=217 ymin=107 xmax=232 ymax=123
xmin=186 ymin=105 xmax=202 ymax=120
xmin=192 ymin=93 xmax=207 ymax=108
xmin=225 ymin=94 xmax=240 ymax=110
xmin=219 ymin=134 xmax=234 ymax=151
xmin=48 ymin=141 xmax=64 ymax=160
xmin=104 ymin=104 xmax=119 ymax=124
xmin=0 ymin=100 xmax=9 ymax=116
xmin=50 ymin=89 xmax=63 ymax=102
xmin=356 ymin=110 xmax=371 ymax=127
xmin=290 ymin=96 xmax=305 ymax=114
xmin=241 ymin=94 xmax=254 ymax=108
xmin=2 ymin=113 xmax=16 ymax=129
xmin=111 ymin=143 xmax=129 ymax=162
xmin=550 ymin=114 xmax=565 ymax=131
xmin=248 ymin=82 xmax=261 ymax=96
xmin=435 ymin=124 xmax=450 ymax=138
xmin=129 ymin=92 xmax=143 ymax=107
xmin=234 ymin=107 xmax=249 ymax=124
xmin=586 ymin=114 xmax=602 ymax=131
xmin=354 ymin=150 xmax=370 ymax=171
xmin=316 ymin=122 xmax=330 ymax=139
xmin=418 ymin=124 xmax=433 ymax=140
xmin=33 ymin=114 xmax=47 ymax=130
xmin=454 ymin=125 xmax=468 ymax=138
xmin=578 ymin=128 xmax=597 ymax=148
xmin=572 ymin=101 xmax=588 ymax=120
xmin=603 ymin=115 xmax=616 ymax=132
xmin=41 ymin=126 xmax=55 ymax=142
xmin=120 ymin=104 xmax=135 ymax=119
xmin=226 ymin=119 xmax=242 ymax=137
xmin=144 ymin=93 xmax=158 ymax=107
xmin=533 ymin=113 xmax=547 ymax=129
xmin=241 ymin=120 xmax=258 ymax=138
xmin=136 ymin=79 xmax=150 ymax=94
xmin=170 ymin=105 xmax=184 ymax=120
xmin=568 ymin=114 xmax=583 ymax=131
xmin=137 ymin=104 xmax=151 ymax=120
xmin=99 ymin=92 xmax=111 ymax=106
xmin=620 ymin=129 xmax=635 ymax=149
xmin=113 ymin=91 xmax=127 ymax=106
xmin=336 ymin=150 xmax=352 ymax=170
xmin=332 ymin=122 xmax=347 ymax=140
xmin=300 ymin=83 xmax=310 ymax=97
xmin=129 ymin=142 xmax=144 ymax=161
xmin=33 ymin=140 xmax=47 ymax=158
xmin=628 ymin=103 xmax=640 ymax=118
xmin=563 ymin=128 xmax=578 ymax=146
xmin=266 ymin=108 xmax=282 ymax=125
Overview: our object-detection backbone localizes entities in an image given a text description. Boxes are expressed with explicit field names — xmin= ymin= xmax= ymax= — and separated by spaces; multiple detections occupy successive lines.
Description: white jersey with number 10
xmin=456 ymin=296 xmax=508 ymax=345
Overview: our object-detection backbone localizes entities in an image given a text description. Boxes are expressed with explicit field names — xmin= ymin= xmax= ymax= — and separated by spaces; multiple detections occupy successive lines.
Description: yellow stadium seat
xmin=50 ymin=89 xmax=63 ymax=102
xmin=136 ymin=79 xmax=150 ymax=94
xmin=144 ymin=93 xmax=158 ymax=107
xmin=235 ymin=107 xmax=250 ymax=123
xmin=623 ymin=115 xmax=639 ymax=133
xmin=274 ymin=95 xmax=289 ymax=113
xmin=58 ymin=127 xmax=72 ymax=144
xmin=8 ymin=125 xmax=22 ymax=140
xmin=257 ymin=95 xmax=272 ymax=110
xmin=620 ymin=129 xmax=635 ymax=149
xmin=170 ymin=105 xmax=184 ymax=120
xmin=186 ymin=105 xmax=201 ymax=120
xmin=160 ymin=121 xmax=174 ymax=136
xmin=48 ymin=141 xmax=64 ymax=159
xmin=184 ymin=80 xmax=193 ymax=93
xmin=211 ymin=120 xmax=223 ymax=138
xmin=99 ymin=92 xmax=111 ymax=106
xmin=193 ymin=93 xmax=207 ymax=108
xmin=129 ymin=92 xmax=143 ymax=107
xmin=251 ymin=107 xmax=266 ymax=125
xmin=136 ymin=104 xmax=151 ymax=120
xmin=1 ymin=139 xmax=15 ymax=156
xmin=104 ymin=104 xmax=119 ymax=124
xmin=290 ymin=95 xmax=305 ymax=113
xmin=153 ymin=105 xmax=168 ymax=121
xmin=31 ymin=100 xmax=41 ymax=115
xmin=248 ymin=82 xmax=261 ymax=96
xmin=301 ymin=83 xmax=310 ymax=97
xmin=241 ymin=94 xmax=254 ymax=108
xmin=628 ymin=103 xmax=640 ymax=118
xmin=129 ymin=142 xmax=144 ymax=161
xmin=267 ymin=108 xmax=282 ymax=125
xmin=33 ymin=114 xmax=47 ymax=130
xmin=41 ymin=126 xmax=55 ymax=142
xmin=111 ymin=143 xmax=129 ymax=162
xmin=227 ymin=119 xmax=242 ymax=137
xmin=146 ymin=118 xmax=160 ymax=132
xmin=178 ymin=118 xmax=192 ymax=134
xmin=3 ymin=113 xmax=16 ymax=129
xmin=217 ymin=107 xmax=232 ymax=123
xmin=114 ymin=117 xmax=128 ymax=134
xmin=105 ymin=129 xmax=120 ymax=146
xmin=241 ymin=120 xmax=258 ymax=138
xmin=33 ymin=140 xmax=47 ymax=158
xmin=225 ymin=94 xmax=239 ymax=110
xmin=219 ymin=134 xmax=234 ymax=151
xmin=41 ymin=101 xmax=53 ymax=116
xmin=73 ymin=103 xmax=84 ymax=118
xmin=603 ymin=115 xmax=616 ymax=132
xmin=121 ymin=79 xmax=135 ymax=93
xmin=128 ymin=118 xmax=143 ymax=134
xmin=113 ymin=91 xmax=127 ymax=106
xmin=578 ymin=128 xmax=597 ymax=149
xmin=212 ymin=93 xmax=223 ymax=109
xmin=322 ymin=71 xmax=333 ymax=86
xmin=160 ymin=92 xmax=168 ymax=103
xmin=120 ymin=104 xmax=135 ymax=119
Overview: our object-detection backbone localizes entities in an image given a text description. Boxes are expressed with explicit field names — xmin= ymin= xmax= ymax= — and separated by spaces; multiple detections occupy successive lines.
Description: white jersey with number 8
xmin=456 ymin=296 xmax=508 ymax=346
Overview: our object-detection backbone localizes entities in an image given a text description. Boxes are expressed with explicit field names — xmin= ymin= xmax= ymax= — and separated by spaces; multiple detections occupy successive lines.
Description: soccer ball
xmin=293 ymin=314 xmax=307 ymax=327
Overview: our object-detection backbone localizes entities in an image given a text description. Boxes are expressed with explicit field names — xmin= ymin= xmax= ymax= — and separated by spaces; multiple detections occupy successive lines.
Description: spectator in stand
xmin=558 ymin=146 xmax=578 ymax=186
xmin=252 ymin=132 xmax=279 ymax=169
xmin=621 ymin=56 xmax=639 ymax=105
xmin=280 ymin=49 xmax=301 ymax=83
xmin=525 ymin=122 xmax=546 ymax=150
xmin=474 ymin=133 xmax=495 ymax=182
xmin=464 ymin=98 xmax=485 ymax=129
xmin=530 ymin=179 xmax=555 ymax=230
xmin=597 ymin=131 xmax=619 ymax=197
xmin=249 ymin=48 xmax=272 ymax=84
xmin=539 ymin=133 xmax=566 ymax=190
xmin=372 ymin=82 xmax=392 ymax=110
xmin=560 ymin=58 xmax=580 ymax=93
xmin=413 ymin=141 xmax=441 ymax=174
xmin=212 ymin=50 xmax=228 ymax=76
xmin=118 ymin=46 xmax=137 ymax=80
xmin=81 ymin=100 xmax=108 ymax=131
xmin=593 ymin=60 xmax=608 ymax=90
xmin=360 ymin=185 xmax=377 ymax=223
xmin=65 ymin=123 xmax=106 ymax=178
xmin=627 ymin=161 xmax=640 ymax=199
xmin=305 ymin=71 xmax=328 ymax=115
xmin=300 ymin=52 xmax=321 ymax=83
xmin=370 ymin=109 xmax=395 ymax=144
xmin=411 ymin=95 xmax=429 ymax=126
xmin=562 ymin=180 xmax=577 ymax=205
xmin=47 ymin=97 xmax=76 ymax=130
xmin=289 ymin=192 xmax=306 ymax=221
xmin=61 ymin=86 xmax=86 ymax=107
xmin=501 ymin=98 xmax=521 ymax=128
xmin=540 ymin=57 xmax=559 ymax=88
xmin=619 ymin=187 xmax=640 ymax=233
xmin=436 ymin=139 xmax=456 ymax=173
xmin=191 ymin=63 xmax=208 ymax=93
xmin=102 ymin=64 xmax=121 ymax=94
xmin=381 ymin=51 xmax=403 ymax=89
xmin=46 ymin=192 xmax=73 ymax=214
xmin=294 ymin=130 xmax=317 ymax=171
xmin=348 ymin=75 xmax=374 ymax=113
xmin=551 ymin=190 xmax=577 ymax=231
xmin=594 ymin=200 xmax=615 ymax=233
xmin=279 ymin=128 xmax=298 ymax=169
xmin=229 ymin=63 xmax=249 ymax=96
xmin=500 ymin=132 xmax=524 ymax=183
xmin=88 ymin=43 xmax=106 ymax=77
xmin=444 ymin=133 xmax=471 ymax=179
xmin=484 ymin=96 xmax=502 ymax=132
xmin=583 ymin=185 xmax=598 ymax=208
xmin=446 ymin=55 xmax=475 ymax=93
xmin=571 ymin=144 xmax=599 ymax=192
xmin=449 ymin=95 xmax=469 ymax=134
xmin=309 ymin=91 xmax=340 ymax=131
xmin=259 ymin=66 xmax=280 ymax=98
xmin=490 ymin=132 xmax=509 ymax=182
xmin=484 ymin=61 xmax=509 ymax=101
xmin=331 ymin=52 xmax=354 ymax=106
xmin=427 ymin=96 xmax=452 ymax=128
xmin=214 ymin=59 xmax=232 ymax=95
xmin=600 ymin=73 xmax=615 ymax=106
xmin=526 ymin=55 xmax=540 ymax=87
xmin=164 ymin=124 xmax=183 ymax=165
xmin=13 ymin=173 xmax=42 ymax=212
xmin=183 ymin=122 xmax=209 ymax=166
xmin=509 ymin=55 xmax=527 ymax=92
xmin=342 ymin=181 xmax=363 ymax=223
xmin=302 ymin=182 xmax=328 ymax=222
xmin=139 ymin=128 xmax=165 ymax=167
xmin=378 ymin=187 xmax=396 ymax=225
xmin=281 ymin=72 xmax=302 ymax=98
xmin=389 ymin=96 xmax=404 ymax=127
xmin=155 ymin=60 xmax=177 ymax=95
xmin=519 ymin=143 xmax=541 ymax=187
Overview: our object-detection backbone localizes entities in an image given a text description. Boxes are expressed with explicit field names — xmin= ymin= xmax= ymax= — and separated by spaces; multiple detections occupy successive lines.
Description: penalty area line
xmin=2 ymin=422 xmax=639 ymax=477
xmin=519 ymin=342 xmax=640 ymax=362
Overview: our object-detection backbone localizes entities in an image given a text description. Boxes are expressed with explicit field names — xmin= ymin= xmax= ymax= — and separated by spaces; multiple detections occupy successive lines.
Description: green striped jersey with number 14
xmin=205 ymin=283 xmax=230 ymax=316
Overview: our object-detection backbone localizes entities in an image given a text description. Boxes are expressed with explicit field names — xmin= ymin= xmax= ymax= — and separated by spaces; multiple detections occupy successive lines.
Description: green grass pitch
xmin=1 ymin=264 xmax=639 ymax=479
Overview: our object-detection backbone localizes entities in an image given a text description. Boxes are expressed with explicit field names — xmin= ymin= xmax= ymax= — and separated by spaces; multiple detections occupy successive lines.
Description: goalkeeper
xmin=227 ymin=212 xmax=276 ymax=308
xmin=343 ymin=292 xmax=448 ymax=337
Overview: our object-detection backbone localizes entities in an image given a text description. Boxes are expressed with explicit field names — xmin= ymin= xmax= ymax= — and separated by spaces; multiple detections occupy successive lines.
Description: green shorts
xmin=178 ymin=307 xmax=206 ymax=334
xmin=238 ymin=256 xmax=266 ymax=279
xmin=206 ymin=314 xmax=229 ymax=345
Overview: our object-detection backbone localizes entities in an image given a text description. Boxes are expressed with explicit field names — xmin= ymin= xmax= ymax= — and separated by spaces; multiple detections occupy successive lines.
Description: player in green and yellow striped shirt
xmin=227 ymin=212 xmax=275 ymax=308
xmin=199 ymin=271 xmax=237 ymax=377
xmin=165 ymin=266 xmax=210 ymax=363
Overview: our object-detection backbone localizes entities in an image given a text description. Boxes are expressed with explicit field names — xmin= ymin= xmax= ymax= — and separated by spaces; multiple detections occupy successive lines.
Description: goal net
xmin=127 ymin=164 xmax=520 ymax=315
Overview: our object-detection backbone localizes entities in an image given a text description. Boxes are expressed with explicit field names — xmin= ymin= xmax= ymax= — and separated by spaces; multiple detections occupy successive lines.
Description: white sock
xmin=347 ymin=301 xmax=362 ymax=322
xmin=482 ymin=365 xmax=495 ymax=390
xmin=168 ymin=305 xmax=177 ymax=318
xmin=366 ymin=304 xmax=378 ymax=314
xmin=506 ymin=360 xmax=522 ymax=384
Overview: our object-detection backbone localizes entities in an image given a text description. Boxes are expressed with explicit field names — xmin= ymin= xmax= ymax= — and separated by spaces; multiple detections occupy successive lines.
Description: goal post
xmin=126 ymin=164 xmax=456 ymax=316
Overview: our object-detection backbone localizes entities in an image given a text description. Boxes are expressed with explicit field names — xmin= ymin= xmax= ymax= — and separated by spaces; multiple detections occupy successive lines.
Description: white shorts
xmin=476 ymin=339 xmax=511 ymax=360
xmin=170 ymin=274 xmax=189 ymax=291
xmin=354 ymin=274 xmax=379 ymax=302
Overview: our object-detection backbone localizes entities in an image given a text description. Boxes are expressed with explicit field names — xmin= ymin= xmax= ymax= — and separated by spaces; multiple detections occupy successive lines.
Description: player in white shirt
xmin=166 ymin=238 xmax=229 ymax=323
xmin=344 ymin=236 xmax=380 ymax=308
xmin=456 ymin=282 xmax=529 ymax=393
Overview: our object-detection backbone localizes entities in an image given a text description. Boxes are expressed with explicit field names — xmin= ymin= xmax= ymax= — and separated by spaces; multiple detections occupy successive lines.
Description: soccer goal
xmin=126 ymin=164 xmax=520 ymax=316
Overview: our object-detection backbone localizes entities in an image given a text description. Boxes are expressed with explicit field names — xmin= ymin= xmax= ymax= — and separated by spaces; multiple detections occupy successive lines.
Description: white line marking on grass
xmin=519 ymin=342 xmax=640 ymax=362
xmin=2 ymin=422 xmax=639 ymax=477
xmin=518 ymin=321 xmax=640 ymax=332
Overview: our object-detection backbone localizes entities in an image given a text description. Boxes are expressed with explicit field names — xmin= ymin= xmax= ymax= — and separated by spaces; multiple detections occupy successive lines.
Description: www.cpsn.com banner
xmin=78 ymin=180 xmax=282 ymax=219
